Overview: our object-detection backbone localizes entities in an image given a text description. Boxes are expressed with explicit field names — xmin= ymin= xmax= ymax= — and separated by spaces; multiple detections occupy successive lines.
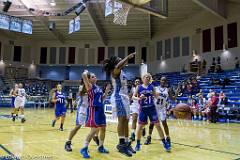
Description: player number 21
xmin=144 ymin=97 xmax=152 ymax=104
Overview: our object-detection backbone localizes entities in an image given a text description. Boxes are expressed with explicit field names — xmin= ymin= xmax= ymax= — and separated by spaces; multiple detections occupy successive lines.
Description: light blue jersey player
xmin=51 ymin=84 xmax=66 ymax=131
xmin=111 ymin=70 xmax=130 ymax=117
xmin=103 ymin=53 xmax=136 ymax=157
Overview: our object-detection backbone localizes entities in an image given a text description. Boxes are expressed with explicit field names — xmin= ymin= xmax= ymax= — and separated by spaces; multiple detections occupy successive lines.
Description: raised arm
xmin=115 ymin=52 xmax=136 ymax=70
xmin=132 ymin=85 xmax=141 ymax=101
xmin=102 ymin=83 xmax=111 ymax=101
xmin=82 ymin=70 xmax=92 ymax=91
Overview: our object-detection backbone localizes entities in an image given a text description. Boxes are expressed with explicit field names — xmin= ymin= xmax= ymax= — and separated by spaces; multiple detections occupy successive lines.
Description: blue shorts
xmin=85 ymin=106 xmax=106 ymax=128
xmin=138 ymin=105 xmax=159 ymax=125
xmin=55 ymin=105 xmax=67 ymax=117
xmin=11 ymin=97 xmax=15 ymax=107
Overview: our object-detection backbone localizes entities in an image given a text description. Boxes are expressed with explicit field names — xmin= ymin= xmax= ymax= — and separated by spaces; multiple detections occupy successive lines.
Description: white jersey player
xmin=155 ymin=84 xmax=169 ymax=121
xmin=76 ymin=85 xmax=88 ymax=126
xmin=65 ymin=83 xmax=88 ymax=152
xmin=130 ymin=80 xmax=140 ymax=114
xmin=13 ymin=83 xmax=28 ymax=123
xmin=130 ymin=78 xmax=140 ymax=141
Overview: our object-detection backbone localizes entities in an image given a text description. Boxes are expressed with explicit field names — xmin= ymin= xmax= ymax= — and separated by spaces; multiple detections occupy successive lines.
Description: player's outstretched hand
xmin=128 ymin=52 xmax=136 ymax=59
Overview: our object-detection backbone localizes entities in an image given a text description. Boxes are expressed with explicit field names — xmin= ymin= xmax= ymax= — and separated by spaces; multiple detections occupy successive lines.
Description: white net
xmin=113 ymin=3 xmax=131 ymax=26
xmin=106 ymin=0 xmax=151 ymax=26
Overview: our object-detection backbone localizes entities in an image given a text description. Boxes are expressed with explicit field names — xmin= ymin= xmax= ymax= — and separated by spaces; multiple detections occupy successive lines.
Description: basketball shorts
xmin=11 ymin=97 xmax=15 ymax=107
xmin=14 ymin=97 xmax=26 ymax=108
xmin=55 ymin=105 xmax=67 ymax=117
xmin=76 ymin=106 xmax=87 ymax=126
xmin=156 ymin=106 xmax=167 ymax=121
xmin=85 ymin=106 xmax=106 ymax=128
xmin=138 ymin=105 xmax=159 ymax=125
xmin=130 ymin=103 xmax=139 ymax=114
xmin=111 ymin=95 xmax=130 ymax=117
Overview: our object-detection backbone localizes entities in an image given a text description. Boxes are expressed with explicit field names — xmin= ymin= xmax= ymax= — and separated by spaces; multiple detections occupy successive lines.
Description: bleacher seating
xmin=152 ymin=69 xmax=240 ymax=122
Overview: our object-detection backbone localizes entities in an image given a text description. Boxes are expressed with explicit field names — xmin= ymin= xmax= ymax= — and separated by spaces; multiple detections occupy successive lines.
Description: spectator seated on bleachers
xmin=208 ymin=57 xmax=216 ymax=73
xmin=215 ymin=65 xmax=223 ymax=73
xmin=196 ymin=89 xmax=203 ymax=97
xmin=190 ymin=59 xmax=199 ymax=72
xmin=219 ymin=91 xmax=229 ymax=106
xmin=201 ymin=59 xmax=207 ymax=74
xmin=191 ymin=98 xmax=200 ymax=120
xmin=222 ymin=76 xmax=232 ymax=89
xmin=210 ymin=77 xmax=221 ymax=86
xmin=191 ymin=77 xmax=200 ymax=95
xmin=186 ymin=81 xmax=193 ymax=95
xmin=197 ymin=94 xmax=206 ymax=118
xmin=181 ymin=64 xmax=187 ymax=73
xmin=25 ymin=81 xmax=49 ymax=96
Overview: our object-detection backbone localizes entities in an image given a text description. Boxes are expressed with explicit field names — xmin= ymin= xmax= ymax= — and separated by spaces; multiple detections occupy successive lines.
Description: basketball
xmin=173 ymin=103 xmax=192 ymax=120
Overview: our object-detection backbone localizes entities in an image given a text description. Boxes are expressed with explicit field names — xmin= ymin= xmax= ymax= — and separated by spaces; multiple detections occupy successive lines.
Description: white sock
xmin=125 ymin=137 xmax=129 ymax=143
xmin=19 ymin=115 xmax=25 ymax=119
xmin=99 ymin=140 xmax=104 ymax=147
xmin=194 ymin=115 xmax=197 ymax=119
xmin=84 ymin=140 xmax=89 ymax=148
xmin=131 ymin=129 xmax=135 ymax=133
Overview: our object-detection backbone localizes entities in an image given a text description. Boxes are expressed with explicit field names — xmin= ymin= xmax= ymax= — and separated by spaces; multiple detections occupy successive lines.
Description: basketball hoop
xmin=128 ymin=0 xmax=151 ymax=5
xmin=107 ymin=0 xmax=151 ymax=26
xmin=113 ymin=3 xmax=131 ymax=26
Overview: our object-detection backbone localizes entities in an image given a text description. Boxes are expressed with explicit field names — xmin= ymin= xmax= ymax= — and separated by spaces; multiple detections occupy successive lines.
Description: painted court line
xmin=0 ymin=144 xmax=19 ymax=160
xmin=172 ymin=142 xmax=240 ymax=156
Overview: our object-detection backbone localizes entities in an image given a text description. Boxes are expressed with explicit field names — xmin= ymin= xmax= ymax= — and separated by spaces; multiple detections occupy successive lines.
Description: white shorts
xmin=110 ymin=95 xmax=130 ymax=118
xmin=14 ymin=97 xmax=26 ymax=108
xmin=76 ymin=106 xmax=87 ymax=126
xmin=130 ymin=103 xmax=139 ymax=114
xmin=76 ymin=97 xmax=88 ymax=126
xmin=157 ymin=106 xmax=167 ymax=121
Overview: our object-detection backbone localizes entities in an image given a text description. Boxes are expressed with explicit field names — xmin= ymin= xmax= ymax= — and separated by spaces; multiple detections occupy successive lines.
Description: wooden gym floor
xmin=0 ymin=108 xmax=240 ymax=160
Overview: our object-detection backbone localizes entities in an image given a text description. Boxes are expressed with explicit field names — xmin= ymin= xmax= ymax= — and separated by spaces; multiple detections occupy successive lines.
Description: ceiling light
xmin=50 ymin=0 xmax=56 ymax=6
xmin=75 ymin=3 xmax=86 ymax=16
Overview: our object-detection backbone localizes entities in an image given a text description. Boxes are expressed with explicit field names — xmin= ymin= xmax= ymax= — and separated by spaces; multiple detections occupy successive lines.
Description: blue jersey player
xmin=133 ymin=73 xmax=170 ymax=152
xmin=80 ymin=70 xmax=111 ymax=159
xmin=51 ymin=84 xmax=66 ymax=131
